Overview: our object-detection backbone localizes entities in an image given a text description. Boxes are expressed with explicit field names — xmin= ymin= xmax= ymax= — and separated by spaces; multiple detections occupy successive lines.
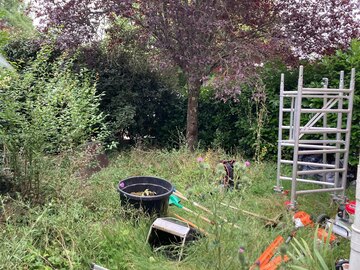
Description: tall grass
xmin=0 ymin=147 xmax=353 ymax=269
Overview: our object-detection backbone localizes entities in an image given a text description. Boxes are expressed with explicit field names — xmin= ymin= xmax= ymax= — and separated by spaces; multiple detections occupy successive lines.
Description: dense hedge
xmin=3 ymin=39 xmax=187 ymax=148
xmin=76 ymin=46 xmax=187 ymax=147
xmin=3 ymin=37 xmax=359 ymax=164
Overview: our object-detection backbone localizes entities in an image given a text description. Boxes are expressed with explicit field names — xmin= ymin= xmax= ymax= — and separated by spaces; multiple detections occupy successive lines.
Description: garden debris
xmin=130 ymin=189 xmax=157 ymax=196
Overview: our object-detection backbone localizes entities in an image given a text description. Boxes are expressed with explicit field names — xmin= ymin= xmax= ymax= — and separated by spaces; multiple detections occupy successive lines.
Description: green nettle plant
xmin=0 ymin=45 xmax=107 ymax=199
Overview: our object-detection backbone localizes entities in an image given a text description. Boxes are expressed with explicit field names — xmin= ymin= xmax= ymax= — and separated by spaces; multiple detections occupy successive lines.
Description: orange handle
xmin=250 ymin=236 xmax=284 ymax=269
xmin=260 ymin=255 xmax=289 ymax=270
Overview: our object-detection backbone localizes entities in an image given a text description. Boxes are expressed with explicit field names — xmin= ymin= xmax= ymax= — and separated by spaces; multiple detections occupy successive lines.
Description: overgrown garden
xmin=0 ymin=0 xmax=359 ymax=269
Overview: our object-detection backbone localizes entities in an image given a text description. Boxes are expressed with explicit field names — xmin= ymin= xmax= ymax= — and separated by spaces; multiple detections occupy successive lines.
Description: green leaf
xmin=290 ymin=266 xmax=309 ymax=270
xmin=314 ymin=248 xmax=329 ymax=270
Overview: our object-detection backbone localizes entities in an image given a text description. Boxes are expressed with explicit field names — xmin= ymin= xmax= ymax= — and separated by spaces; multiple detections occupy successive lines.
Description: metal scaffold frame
xmin=275 ymin=66 xmax=356 ymax=208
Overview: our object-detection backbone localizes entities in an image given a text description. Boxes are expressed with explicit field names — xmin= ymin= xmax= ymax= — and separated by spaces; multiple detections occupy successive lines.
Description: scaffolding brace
xmin=275 ymin=66 xmax=356 ymax=208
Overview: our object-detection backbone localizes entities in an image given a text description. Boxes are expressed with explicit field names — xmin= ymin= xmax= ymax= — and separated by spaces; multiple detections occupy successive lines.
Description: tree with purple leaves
xmin=31 ymin=0 xmax=359 ymax=150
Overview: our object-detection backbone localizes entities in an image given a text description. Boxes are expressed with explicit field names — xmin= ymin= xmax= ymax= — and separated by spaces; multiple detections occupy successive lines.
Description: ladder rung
xmin=300 ymin=128 xmax=348 ymax=134
xmin=297 ymin=168 xmax=345 ymax=175
xmin=282 ymin=91 xmax=299 ymax=95
xmin=283 ymin=94 xmax=349 ymax=99
xmin=280 ymin=139 xmax=345 ymax=144
xmin=282 ymin=108 xmax=350 ymax=113
xmin=298 ymin=140 xmax=345 ymax=144
xmin=302 ymin=87 xmax=352 ymax=93
xmin=301 ymin=109 xmax=350 ymax=113
xmin=282 ymin=108 xmax=295 ymax=112
xmin=280 ymin=142 xmax=337 ymax=149
xmin=296 ymin=187 xmax=343 ymax=195
xmin=280 ymin=160 xmax=336 ymax=168
xmin=280 ymin=176 xmax=334 ymax=186
xmin=298 ymin=149 xmax=346 ymax=155
xmin=283 ymin=126 xmax=345 ymax=131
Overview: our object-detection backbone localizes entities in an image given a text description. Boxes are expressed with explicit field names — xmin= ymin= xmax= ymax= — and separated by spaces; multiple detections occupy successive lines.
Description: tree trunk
xmin=186 ymin=79 xmax=201 ymax=151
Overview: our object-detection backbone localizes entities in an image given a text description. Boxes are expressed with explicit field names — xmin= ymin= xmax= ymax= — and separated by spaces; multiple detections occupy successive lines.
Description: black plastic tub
xmin=117 ymin=176 xmax=173 ymax=216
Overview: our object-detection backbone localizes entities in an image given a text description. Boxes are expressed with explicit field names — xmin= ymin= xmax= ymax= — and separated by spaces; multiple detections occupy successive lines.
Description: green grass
xmin=0 ymin=147 xmax=354 ymax=269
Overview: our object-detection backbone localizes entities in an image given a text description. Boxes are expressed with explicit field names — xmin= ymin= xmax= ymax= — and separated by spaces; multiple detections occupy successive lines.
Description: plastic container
xmin=117 ymin=176 xmax=173 ymax=216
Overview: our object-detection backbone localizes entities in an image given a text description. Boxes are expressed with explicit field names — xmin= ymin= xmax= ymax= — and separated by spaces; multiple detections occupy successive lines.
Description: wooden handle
xmin=221 ymin=202 xmax=239 ymax=211
xmin=173 ymin=191 xmax=189 ymax=201
xmin=173 ymin=213 xmax=208 ymax=235
xmin=221 ymin=202 xmax=278 ymax=224
xmin=193 ymin=202 xmax=213 ymax=214
xmin=175 ymin=190 xmax=241 ymax=228
xmin=174 ymin=191 xmax=212 ymax=214
xmin=182 ymin=206 xmax=214 ymax=225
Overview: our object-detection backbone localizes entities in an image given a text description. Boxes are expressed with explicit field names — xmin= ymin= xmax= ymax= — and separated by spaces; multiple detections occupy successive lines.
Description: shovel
xmin=169 ymin=195 xmax=214 ymax=225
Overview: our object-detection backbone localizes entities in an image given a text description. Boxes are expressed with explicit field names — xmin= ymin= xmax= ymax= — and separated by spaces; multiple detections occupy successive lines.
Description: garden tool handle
xmin=173 ymin=190 xmax=213 ymax=214
xmin=221 ymin=202 xmax=239 ymax=211
xmin=173 ymin=191 xmax=188 ymax=201
xmin=219 ymin=216 xmax=241 ymax=229
xmin=182 ymin=206 xmax=214 ymax=225
xmin=174 ymin=191 xmax=241 ymax=229
xmin=221 ymin=202 xmax=279 ymax=224
xmin=192 ymin=202 xmax=213 ymax=214
xmin=172 ymin=213 xmax=208 ymax=235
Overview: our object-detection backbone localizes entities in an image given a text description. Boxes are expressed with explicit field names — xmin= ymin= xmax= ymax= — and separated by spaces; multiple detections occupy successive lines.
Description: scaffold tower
xmin=275 ymin=66 xmax=356 ymax=208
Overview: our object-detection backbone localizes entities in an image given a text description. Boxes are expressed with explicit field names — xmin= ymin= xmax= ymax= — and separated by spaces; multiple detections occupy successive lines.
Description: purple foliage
xmin=30 ymin=0 xmax=359 ymax=148
xmin=30 ymin=0 xmax=359 ymax=93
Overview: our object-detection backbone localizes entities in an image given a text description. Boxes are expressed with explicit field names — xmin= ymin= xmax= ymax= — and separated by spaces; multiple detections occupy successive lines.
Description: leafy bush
xmin=0 ymin=0 xmax=34 ymax=49
xmin=2 ymin=37 xmax=43 ymax=69
xmin=77 ymin=45 xmax=186 ymax=148
xmin=0 ymin=45 xmax=107 ymax=198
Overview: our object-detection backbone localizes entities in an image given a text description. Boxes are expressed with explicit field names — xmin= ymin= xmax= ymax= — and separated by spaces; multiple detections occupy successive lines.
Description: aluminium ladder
xmin=275 ymin=66 xmax=356 ymax=208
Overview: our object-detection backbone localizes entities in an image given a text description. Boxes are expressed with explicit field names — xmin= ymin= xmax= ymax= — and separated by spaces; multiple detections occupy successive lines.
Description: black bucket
xmin=117 ymin=176 xmax=173 ymax=216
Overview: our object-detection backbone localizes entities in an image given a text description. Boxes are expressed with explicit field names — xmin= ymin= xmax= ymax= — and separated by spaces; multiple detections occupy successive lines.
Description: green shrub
xmin=77 ymin=45 xmax=186 ymax=148
xmin=0 ymin=0 xmax=34 ymax=49
xmin=0 ymin=45 xmax=107 ymax=199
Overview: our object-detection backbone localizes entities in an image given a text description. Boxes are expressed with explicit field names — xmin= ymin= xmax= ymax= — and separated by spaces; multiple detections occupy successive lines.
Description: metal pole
xmin=323 ymin=78 xmax=328 ymax=183
xmin=290 ymin=97 xmax=294 ymax=139
xmin=340 ymin=68 xmax=355 ymax=198
xmin=290 ymin=66 xmax=304 ymax=208
xmin=334 ymin=71 xmax=344 ymax=189
xmin=280 ymin=159 xmax=336 ymax=168
xmin=349 ymin=155 xmax=360 ymax=270
xmin=275 ymin=74 xmax=285 ymax=191
xmin=296 ymin=187 xmax=344 ymax=195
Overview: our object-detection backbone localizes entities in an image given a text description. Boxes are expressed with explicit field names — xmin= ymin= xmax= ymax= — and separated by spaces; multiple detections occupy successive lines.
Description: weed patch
xmin=0 ymin=148 xmax=353 ymax=269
